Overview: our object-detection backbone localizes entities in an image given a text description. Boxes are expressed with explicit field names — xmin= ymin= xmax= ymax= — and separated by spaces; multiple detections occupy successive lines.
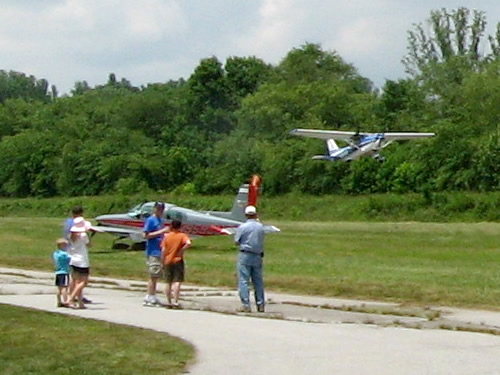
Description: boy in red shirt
xmin=160 ymin=219 xmax=191 ymax=308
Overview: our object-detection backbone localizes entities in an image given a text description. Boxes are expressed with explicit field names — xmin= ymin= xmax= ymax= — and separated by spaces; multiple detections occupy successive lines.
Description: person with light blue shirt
xmin=52 ymin=238 xmax=71 ymax=307
xmin=234 ymin=205 xmax=266 ymax=313
xmin=143 ymin=202 xmax=169 ymax=306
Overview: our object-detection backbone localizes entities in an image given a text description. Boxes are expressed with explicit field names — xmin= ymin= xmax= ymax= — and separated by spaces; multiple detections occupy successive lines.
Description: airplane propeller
xmin=351 ymin=126 xmax=364 ymax=141
xmin=350 ymin=128 xmax=363 ymax=148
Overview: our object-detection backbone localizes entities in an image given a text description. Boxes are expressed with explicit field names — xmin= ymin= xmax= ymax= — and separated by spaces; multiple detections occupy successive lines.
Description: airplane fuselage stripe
xmin=99 ymin=219 xmax=236 ymax=236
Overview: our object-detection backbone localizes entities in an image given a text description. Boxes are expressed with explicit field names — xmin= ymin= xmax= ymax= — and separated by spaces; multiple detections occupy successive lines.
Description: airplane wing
xmin=289 ymin=129 xmax=367 ymax=141
xmin=383 ymin=132 xmax=435 ymax=140
xmin=263 ymin=224 xmax=281 ymax=234
xmin=88 ymin=225 xmax=105 ymax=233
xmin=221 ymin=224 xmax=281 ymax=235
xmin=92 ymin=225 xmax=145 ymax=243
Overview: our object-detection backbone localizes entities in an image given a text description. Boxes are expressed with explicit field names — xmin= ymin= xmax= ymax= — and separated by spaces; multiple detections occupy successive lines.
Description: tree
xmin=71 ymin=81 xmax=91 ymax=96
xmin=193 ymin=132 xmax=265 ymax=194
xmin=236 ymin=44 xmax=375 ymax=140
xmin=224 ymin=56 xmax=273 ymax=107
xmin=402 ymin=8 xmax=499 ymax=80
xmin=0 ymin=70 xmax=52 ymax=103
xmin=488 ymin=23 xmax=500 ymax=56
xmin=0 ymin=129 xmax=62 ymax=196
xmin=0 ymin=99 xmax=45 ymax=138
xmin=275 ymin=43 xmax=372 ymax=92
xmin=375 ymin=79 xmax=428 ymax=130
xmin=186 ymin=57 xmax=234 ymax=135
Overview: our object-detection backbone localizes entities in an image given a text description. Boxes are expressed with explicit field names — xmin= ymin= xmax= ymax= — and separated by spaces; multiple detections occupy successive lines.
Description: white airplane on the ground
xmin=94 ymin=175 xmax=280 ymax=249
xmin=289 ymin=128 xmax=435 ymax=162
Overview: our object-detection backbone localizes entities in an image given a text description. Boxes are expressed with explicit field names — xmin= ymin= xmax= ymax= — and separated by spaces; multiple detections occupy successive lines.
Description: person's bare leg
xmin=68 ymin=274 xmax=87 ymax=308
xmin=56 ymin=287 xmax=63 ymax=306
xmin=172 ymin=282 xmax=181 ymax=305
xmin=68 ymin=281 xmax=84 ymax=307
xmin=61 ymin=286 xmax=69 ymax=305
xmin=79 ymin=274 xmax=89 ymax=307
xmin=165 ymin=283 xmax=172 ymax=306
xmin=148 ymin=277 xmax=158 ymax=297
xmin=69 ymin=275 xmax=75 ymax=300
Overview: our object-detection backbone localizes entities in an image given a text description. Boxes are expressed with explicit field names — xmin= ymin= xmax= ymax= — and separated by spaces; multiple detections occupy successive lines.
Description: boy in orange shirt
xmin=160 ymin=219 xmax=191 ymax=308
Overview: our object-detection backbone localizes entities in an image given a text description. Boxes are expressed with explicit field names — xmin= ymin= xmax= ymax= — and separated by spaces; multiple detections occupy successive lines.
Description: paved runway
xmin=1 ymin=267 xmax=499 ymax=375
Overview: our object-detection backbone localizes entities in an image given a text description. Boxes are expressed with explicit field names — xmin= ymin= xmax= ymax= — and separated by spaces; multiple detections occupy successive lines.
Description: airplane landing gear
xmin=131 ymin=242 xmax=146 ymax=251
xmin=112 ymin=242 xmax=131 ymax=250
xmin=111 ymin=238 xmax=145 ymax=251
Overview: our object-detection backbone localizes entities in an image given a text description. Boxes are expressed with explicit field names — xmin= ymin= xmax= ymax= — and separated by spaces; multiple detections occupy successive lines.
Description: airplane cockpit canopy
xmin=127 ymin=202 xmax=154 ymax=219
xmin=165 ymin=207 xmax=187 ymax=221
xmin=128 ymin=202 xmax=177 ymax=220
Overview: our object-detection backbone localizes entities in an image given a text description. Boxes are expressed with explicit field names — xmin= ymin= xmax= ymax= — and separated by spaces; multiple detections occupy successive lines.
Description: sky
xmin=1 ymin=0 xmax=499 ymax=94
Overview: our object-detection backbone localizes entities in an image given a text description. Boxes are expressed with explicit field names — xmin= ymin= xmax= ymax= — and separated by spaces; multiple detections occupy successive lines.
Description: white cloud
xmin=231 ymin=0 xmax=310 ymax=64
xmin=335 ymin=19 xmax=386 ymax=55
xmin=0 ymin=0 xmax=499 ymax=93
xmin=124 ymin=0 xmax=187 ymax=41
xmin=48 ymin=0 xmax=96 ymax=32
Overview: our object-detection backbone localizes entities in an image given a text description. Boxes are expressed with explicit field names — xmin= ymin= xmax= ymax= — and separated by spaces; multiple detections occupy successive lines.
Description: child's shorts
xmin=164 ymin=261 xmax=185 ymax=283
xmin=55 ymin=274 xmax=69 ymax=287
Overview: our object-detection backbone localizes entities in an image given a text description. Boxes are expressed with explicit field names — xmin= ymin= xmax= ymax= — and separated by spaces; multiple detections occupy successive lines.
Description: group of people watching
xmin=53 ymin=202 xmax=267 ymax=313
xmin=52 ymin=206 xmax=92 ymax=309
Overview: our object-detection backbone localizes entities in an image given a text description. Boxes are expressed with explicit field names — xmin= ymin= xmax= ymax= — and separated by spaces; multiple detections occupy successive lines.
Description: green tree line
xmin=0 ymin=8 xmax=498 ymax=198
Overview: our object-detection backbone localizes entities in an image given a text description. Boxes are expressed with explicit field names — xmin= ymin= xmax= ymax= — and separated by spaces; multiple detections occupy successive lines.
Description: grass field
xmin=2 ymin=217 xmax=499 ymax=309
xmin=0 ymin=304 xmax=194 ymax=375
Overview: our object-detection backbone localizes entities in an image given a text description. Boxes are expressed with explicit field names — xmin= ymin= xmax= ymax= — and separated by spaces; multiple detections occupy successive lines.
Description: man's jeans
xmin=238 ymin=252 xmax=264 ymax=307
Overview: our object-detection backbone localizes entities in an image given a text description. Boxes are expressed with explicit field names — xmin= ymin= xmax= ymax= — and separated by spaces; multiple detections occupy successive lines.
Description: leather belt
xmin=240 ymin=250 xmax=263 ymax=257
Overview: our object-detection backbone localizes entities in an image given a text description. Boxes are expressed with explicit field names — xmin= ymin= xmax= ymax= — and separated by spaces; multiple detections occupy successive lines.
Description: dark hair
xmin=154 ymin=202 xmax=165 ymax=209
xmin=171 ymin=219 xmax=182 ymax=229
xmin=72 ymin=205 xmax=84 ymax=216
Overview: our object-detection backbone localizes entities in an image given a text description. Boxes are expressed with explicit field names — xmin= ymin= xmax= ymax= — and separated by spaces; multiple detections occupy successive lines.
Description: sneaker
xmin=143 ymin=295 xmax=162 ymax=307
xmin=151 ymin=296 xmax=162 ymax=305
xmin=257 ymin=304 xmax=265 ymax=313
xmin=143 ymin=295 xmax=154 ymax=307
xmin=237 ymin=305 xmax=251 ymax=313
xmin=81 ymin=297 xmax=92 ymax=304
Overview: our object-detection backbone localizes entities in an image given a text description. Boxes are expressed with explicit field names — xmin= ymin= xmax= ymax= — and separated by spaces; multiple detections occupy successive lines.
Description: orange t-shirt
xmin=161 ymin=230 xmax=190 ymax=265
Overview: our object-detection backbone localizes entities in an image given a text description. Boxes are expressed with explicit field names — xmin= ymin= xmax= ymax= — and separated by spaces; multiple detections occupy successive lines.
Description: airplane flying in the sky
xmin=94 ymin=175 xmax=280 ymax=249
xmin=289 ymin=128 xmax=435 ymax=162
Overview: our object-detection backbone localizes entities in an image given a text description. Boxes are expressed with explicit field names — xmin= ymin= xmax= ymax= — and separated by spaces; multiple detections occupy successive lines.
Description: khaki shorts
xmin=146 ymin=256 xmax=162 ymax=278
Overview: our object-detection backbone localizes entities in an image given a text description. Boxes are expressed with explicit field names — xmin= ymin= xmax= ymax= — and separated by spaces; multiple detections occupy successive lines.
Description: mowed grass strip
xmin=1 ymin=218 xmax=499 ymax=309
xmin=262 ymin=221 xmax=500 ymax=308
xmin=0 ymin=304 xmax=194 ymax=375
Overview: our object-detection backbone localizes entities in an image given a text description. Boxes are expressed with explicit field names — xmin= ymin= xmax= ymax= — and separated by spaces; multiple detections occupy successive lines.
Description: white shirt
xmin=69 ymin=233 xmax=90 ymax=268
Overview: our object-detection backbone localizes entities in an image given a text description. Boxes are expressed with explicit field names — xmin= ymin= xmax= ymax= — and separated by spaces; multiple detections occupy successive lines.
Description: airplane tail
xmin=312 ymin=139 xmax=338 ymax=160
xmin=326 ymin=139 xmax=339 ymax=156
xmin=229 ymin=174 xmax=261 ymax=221
xmin=209 ymin=175 xmax=262 ymax=222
